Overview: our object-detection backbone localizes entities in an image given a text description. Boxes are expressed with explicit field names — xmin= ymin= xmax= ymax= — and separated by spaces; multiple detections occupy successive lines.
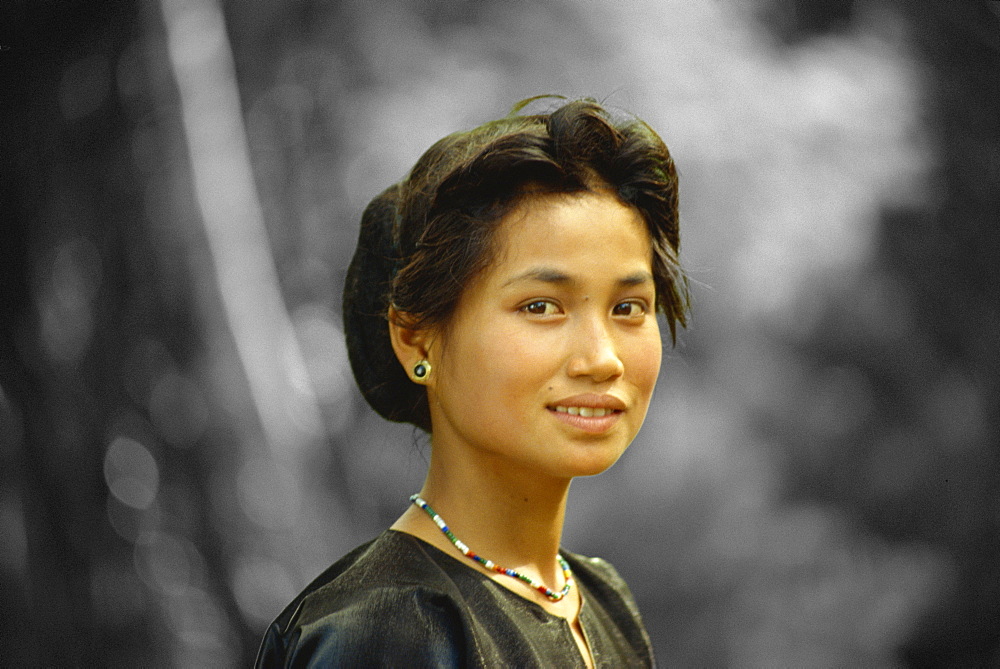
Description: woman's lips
xmin=546 ymin=394 xmax=626 ymax=434
xmin=547 ymin=406 xmax=623 ymax=433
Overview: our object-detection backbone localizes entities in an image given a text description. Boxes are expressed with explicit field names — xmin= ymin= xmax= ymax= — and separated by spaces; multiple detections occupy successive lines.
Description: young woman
xmin=256 ymin=97 xmax=688 ymax=667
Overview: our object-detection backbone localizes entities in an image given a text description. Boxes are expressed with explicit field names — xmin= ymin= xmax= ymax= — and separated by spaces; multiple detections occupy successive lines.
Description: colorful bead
xmin=410 ymin=494 xmax=574 ymax=602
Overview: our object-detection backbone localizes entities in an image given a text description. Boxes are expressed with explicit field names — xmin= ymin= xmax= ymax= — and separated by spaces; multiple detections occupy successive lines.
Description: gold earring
xmin=413 ymin=360 xmax=431 ymax=381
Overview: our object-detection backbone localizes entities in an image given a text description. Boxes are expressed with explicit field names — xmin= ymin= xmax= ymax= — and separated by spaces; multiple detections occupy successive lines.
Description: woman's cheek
xmin=633 ymin=334 xmax=663 ymax=397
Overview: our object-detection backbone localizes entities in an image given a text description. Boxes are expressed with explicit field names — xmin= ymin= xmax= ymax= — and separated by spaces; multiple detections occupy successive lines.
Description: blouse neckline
xmin=383 ymin=528 xmax=589 ymax=622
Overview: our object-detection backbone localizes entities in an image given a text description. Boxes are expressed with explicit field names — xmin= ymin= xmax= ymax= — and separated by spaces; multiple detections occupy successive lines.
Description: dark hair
xmin=343 ymin=97 xmax=689 ymax=432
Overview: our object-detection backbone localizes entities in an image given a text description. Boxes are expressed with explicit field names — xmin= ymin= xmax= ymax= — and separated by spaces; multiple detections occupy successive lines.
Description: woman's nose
xmin=566 ymin=318 xmax=625 ymax=382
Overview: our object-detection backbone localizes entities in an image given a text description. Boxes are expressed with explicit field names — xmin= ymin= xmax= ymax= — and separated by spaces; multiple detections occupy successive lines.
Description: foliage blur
xmin=2 ymin=0 xmax=998 ymax=665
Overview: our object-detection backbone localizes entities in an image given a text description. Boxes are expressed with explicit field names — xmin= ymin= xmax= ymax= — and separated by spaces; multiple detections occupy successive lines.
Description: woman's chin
xmin=551 ymin=448 xmax=630 ymax=480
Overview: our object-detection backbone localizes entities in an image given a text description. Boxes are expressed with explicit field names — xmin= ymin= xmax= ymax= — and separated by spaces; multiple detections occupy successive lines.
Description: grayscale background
xmin=2 ymin=0 xmax=998 ymax=665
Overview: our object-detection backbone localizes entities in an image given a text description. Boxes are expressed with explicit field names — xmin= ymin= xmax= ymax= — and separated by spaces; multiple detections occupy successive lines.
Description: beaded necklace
xmin=409 ymin=494 xmax=575 ymax=602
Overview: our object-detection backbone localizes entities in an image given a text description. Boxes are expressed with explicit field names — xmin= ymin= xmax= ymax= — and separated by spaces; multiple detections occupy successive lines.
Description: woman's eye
xmin=521 ymin=300 xmax=559 ymax=315
xmin=612 ymin=301 xmax=646 ymax=317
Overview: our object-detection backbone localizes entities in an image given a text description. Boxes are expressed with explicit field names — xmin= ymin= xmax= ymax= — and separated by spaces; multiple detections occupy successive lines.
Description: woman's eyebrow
xmin=619 ymin=271 xmax=654 ymax=286
xmin=502 ymin=268 xmax=653 ymax=287
xmin=503 ymin=268 xmax=572 ymax=287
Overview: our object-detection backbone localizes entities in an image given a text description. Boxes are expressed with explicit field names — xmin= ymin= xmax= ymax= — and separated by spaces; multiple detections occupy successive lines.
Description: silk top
xmin=256 ymin=530 xmax=655 ymax=667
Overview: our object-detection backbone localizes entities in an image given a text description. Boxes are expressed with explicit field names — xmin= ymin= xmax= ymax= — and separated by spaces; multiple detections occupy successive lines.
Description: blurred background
xmin=2 ymin=0 xmax=998 ymax=665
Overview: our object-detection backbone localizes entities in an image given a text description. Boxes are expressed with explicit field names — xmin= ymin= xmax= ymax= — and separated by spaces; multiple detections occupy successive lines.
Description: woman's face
xmin=422 ymin=190 xmax=663 ymax=481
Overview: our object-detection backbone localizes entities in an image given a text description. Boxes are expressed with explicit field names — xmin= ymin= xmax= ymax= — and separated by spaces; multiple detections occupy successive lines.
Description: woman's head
xmin=343 ymin=97 xmax=688 ymax=432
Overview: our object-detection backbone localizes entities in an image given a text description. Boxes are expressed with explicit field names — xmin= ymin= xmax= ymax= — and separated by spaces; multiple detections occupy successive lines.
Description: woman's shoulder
xmin=565 ymin=551 xmax=651 ymax=631
xmin=282 ymin=531 xmax=458 ymax=620
xmin=563 ymin=550 xmax=636 ymax=602
xmin=255 ymin=531 xmax=469 ymax=667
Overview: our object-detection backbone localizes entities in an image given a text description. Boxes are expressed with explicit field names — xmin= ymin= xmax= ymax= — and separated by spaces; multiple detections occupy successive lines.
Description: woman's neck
xmin=391 ymin=446 xmax=572 ymax=587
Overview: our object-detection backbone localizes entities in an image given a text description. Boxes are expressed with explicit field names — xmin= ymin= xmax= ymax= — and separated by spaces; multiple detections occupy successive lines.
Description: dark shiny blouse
xmin=256 ymin=530 xmax=655 ymax=668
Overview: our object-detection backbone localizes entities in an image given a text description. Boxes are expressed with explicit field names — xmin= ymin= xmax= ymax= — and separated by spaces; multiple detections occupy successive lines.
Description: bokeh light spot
xmin=133 ymin=531 xmax=204 ymax=596
xmin=37 ymin=237 xmax=103 ymax=364
xmin=291 ymin=304 xmax=351 ymax=405
xmin=104 ymin=437 xmax=160 ymax=510
xmin=231 ymin=556 xmax=297 ymax=627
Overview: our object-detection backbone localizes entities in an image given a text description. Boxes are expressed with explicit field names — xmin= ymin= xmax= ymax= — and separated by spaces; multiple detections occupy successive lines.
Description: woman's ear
xmin=388 ymin=306 xmax=433 ymax=382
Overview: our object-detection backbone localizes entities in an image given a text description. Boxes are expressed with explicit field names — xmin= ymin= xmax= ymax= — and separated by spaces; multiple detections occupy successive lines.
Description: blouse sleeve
xmin=255 ymin=586 xmax=469 ymax=669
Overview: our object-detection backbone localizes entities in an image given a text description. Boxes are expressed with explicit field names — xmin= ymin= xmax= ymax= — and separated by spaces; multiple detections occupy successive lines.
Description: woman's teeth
xmin=553 ymin=406 xmax=613 ymax=417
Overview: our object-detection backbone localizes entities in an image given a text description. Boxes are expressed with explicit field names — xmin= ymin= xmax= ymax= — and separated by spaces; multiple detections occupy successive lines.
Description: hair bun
xmin=343 ymin=185 xmax=431 ymax=431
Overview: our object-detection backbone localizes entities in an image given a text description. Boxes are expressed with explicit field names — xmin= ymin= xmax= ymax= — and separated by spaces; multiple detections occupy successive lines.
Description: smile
xmin=552 ymin=406 xmax=618 ymax=417
xmin=547 ymin=404 xmax=623 ymax=434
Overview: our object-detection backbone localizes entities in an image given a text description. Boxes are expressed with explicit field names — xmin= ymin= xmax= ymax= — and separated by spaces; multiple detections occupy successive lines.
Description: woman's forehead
xmin=486 ymin=191 xmax=653 ymax=277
